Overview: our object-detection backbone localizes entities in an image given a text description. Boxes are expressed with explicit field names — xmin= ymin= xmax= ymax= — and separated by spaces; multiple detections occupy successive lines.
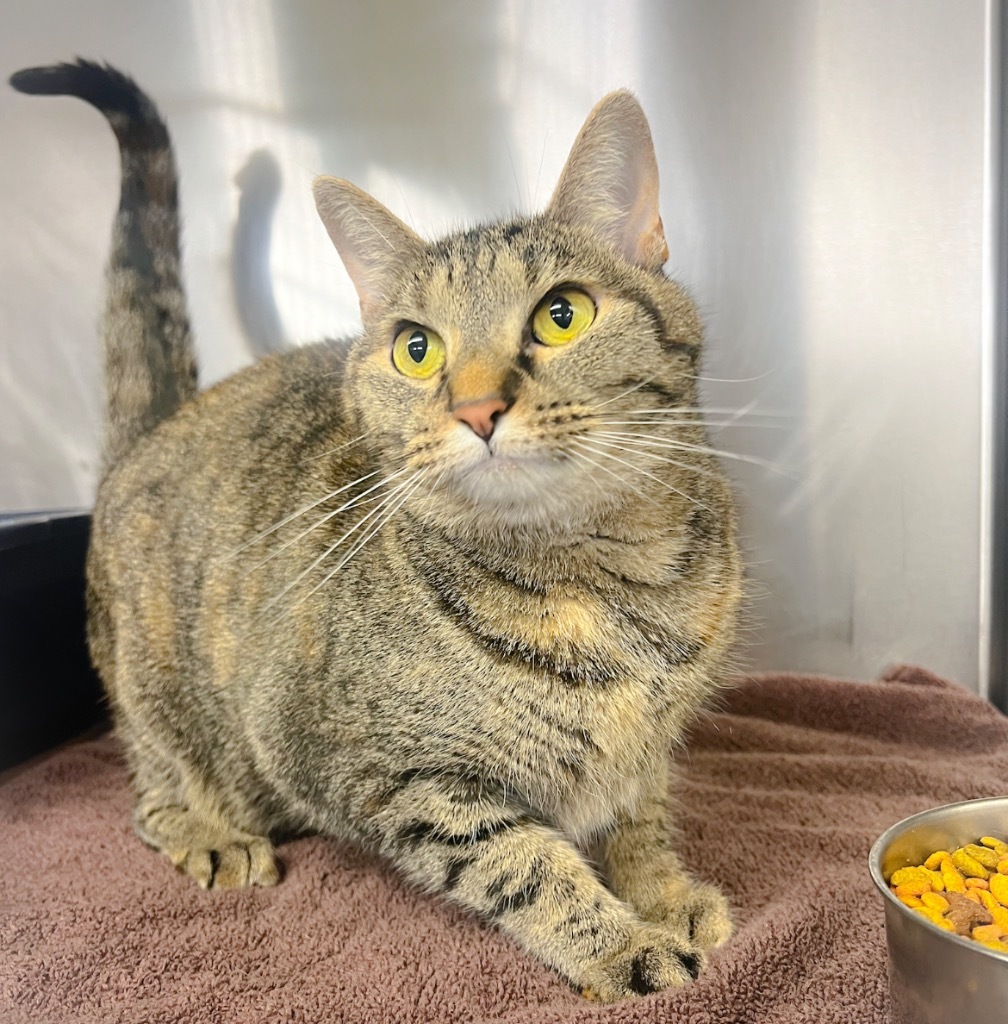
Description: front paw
xmin=648 ymin=879 xmax=733 ymax=951
xmin=579 ymin=923 xmax=703 ymax=1003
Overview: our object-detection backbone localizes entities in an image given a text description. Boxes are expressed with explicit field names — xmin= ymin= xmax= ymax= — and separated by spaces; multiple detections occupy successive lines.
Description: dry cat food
xmin=890 ymin=835 xmax=1008 ymax=953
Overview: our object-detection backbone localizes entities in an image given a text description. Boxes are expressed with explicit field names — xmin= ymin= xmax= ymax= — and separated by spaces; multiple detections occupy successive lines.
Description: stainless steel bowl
xmin=869 ymin=796 xmax=1008 ymax=1024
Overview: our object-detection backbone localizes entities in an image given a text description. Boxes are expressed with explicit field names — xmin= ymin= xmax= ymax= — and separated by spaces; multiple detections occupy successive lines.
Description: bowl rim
xmin=868 ymin=796 xmax=1008 ymax=964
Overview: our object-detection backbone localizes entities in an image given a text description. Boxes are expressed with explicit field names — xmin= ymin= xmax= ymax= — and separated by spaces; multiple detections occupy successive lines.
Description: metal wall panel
xmin=0 ymin=1 xmax=996 ymax=694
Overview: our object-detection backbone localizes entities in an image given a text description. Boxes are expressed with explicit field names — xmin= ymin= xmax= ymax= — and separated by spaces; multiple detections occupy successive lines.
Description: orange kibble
xmin=998 ymin=859 xmax=1008 ymax=875
xmin=965 ymin=877 xmax=990 ymax=890
xmin=965 ymin=890 xmax=985 ymax=905
xmin=896 ymin=881 xmax=931 ymax=898
xmin=989 ymin=872 xmax=1008 ymax=907
xmin=971 ymin=923 xmax=1004 ymax=943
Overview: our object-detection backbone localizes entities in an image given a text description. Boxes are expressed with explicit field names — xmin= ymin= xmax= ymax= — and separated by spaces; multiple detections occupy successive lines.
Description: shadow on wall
xmin=232 ymin=148 xmax=287 ymax=358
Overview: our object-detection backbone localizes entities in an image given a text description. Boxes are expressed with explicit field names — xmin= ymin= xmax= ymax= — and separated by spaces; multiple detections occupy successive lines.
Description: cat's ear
xmin=547 ymin=90 xmax=669 ymax=271
xmin=312 ymin=176 xmax=424 ymax=316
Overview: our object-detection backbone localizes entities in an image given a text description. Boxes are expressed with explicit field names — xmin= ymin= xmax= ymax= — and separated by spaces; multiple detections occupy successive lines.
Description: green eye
xmin=392 ymin=325 xmax=446 ymax=379
xmin=531 ymin=288 xmax=596 ymax=346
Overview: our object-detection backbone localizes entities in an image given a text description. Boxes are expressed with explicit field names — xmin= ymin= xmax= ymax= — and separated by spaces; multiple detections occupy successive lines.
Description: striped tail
xmin=10 ymin=59 xmax=197 ymax=470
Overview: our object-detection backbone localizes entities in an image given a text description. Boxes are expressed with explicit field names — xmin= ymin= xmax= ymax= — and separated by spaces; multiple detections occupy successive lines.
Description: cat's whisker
xmin=609 ymin=405 xmax=789 ymax=420
xmin=294 ymin=470 xmax=429 ymax=606
xmin=303 ymin=429 xmax=374 ymax=463
xmin=598 ymin=417 xmax=785 ymax=432
xmin=593 ymin=430 xmax=792 ymax=477
xmin=221 ymin=468 xmax=384 ymax=561
xmin=588 ymin=377 xmax=655 ymax=410
xmin=565 ymin=445 xmax=652 ymax=505
xmin=687 ymin=369 xmax=777 ymax=384
xmin=585 ymin=436 xmax=725 ymax=481
xmin=241 ymin=465 xmax=413 ymax=576
xmin=571 ymin=440 xmax=711 ymax=512
xmin=260 ymin=471 xmax=424 ymax=616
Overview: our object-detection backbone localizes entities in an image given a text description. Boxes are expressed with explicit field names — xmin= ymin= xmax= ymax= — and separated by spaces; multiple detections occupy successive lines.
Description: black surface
xmin=0 ymin=512 xmax=107 ymax=770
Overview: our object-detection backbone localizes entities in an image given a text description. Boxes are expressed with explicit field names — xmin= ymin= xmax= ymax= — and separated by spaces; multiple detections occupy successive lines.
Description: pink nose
xmin=453 ymin=397 xmax=508 ymax=441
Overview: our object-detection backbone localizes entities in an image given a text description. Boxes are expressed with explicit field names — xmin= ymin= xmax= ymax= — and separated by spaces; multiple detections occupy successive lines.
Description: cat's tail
xmin=11 ymin=59 xmax=197 ymax=471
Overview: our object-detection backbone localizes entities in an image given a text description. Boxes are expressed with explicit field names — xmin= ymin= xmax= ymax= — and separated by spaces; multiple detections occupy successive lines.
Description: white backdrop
xmin=0 ymin=0 xmax=995 ymax=693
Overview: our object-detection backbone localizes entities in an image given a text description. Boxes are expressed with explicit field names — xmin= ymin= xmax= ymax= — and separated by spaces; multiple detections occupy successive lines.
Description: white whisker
xmin=303 ymin=429 xmax=374 ymax=463
xmin=295 ymin=470 xmax=429 ymax=606
xmin=587 ymin=435 xmax=724 ymax=481
xmin=588 ymin=377 xmax=655 ymax=410
xmin=222 ymin=468 xmax=382 ymax=561
xmin=260 ymin=471 xmax=423 ymax=615
xmin=593 ymin=430 xmax=791 ymax=476
xmin=241 ymin=466 xmax=412 ymax=575
xmin=572 ymin=440 xmax=711 ymax=511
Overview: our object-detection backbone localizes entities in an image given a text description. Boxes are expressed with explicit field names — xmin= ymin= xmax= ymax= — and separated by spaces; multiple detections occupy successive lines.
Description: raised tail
xmin=11 ymin=59 xmax=197 ymax=470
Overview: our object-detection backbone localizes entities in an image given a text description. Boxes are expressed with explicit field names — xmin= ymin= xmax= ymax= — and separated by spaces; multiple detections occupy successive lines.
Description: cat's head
xmin=313 ymin=91 xmax=706 ymax=536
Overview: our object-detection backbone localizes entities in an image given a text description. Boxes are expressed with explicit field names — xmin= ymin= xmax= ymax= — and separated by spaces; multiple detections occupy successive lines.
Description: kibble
xmin=889 ymin=835 xmax=1008 ymax=954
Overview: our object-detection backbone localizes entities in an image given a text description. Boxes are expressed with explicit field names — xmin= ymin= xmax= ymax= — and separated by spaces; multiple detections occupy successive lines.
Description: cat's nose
xmin=453 ymin=397 xmax=508 ymax=441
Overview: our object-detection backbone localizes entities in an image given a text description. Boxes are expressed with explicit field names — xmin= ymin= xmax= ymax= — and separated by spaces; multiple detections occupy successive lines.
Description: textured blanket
xmin=2 ymin=666 xmax=1007 ymax=1023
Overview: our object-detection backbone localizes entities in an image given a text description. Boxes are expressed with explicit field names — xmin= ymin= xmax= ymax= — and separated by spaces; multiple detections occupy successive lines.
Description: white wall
xmin=0 ymin=0 xmax=993 ymax=691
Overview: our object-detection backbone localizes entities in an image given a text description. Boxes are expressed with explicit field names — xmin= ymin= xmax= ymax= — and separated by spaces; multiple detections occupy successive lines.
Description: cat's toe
xmin=656 ymin=880 xmax=733 ymax=952
xmin=580 ymin=924 xmax=702 ymax=1002
xmin=169 ymin=833 xmax=279 ymax=889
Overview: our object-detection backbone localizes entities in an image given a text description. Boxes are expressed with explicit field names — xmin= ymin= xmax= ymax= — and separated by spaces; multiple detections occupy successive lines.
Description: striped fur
xmin=15 ymin=65 xmax=742 ymax=1001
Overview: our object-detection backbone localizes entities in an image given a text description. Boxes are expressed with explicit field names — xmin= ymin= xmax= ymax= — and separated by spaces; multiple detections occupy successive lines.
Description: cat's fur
xmin=12 ymin=60 xmax=742 ymax=1001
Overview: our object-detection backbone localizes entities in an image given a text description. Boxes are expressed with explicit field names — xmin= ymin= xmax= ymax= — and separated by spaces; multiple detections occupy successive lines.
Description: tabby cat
xmin=11 ymin=60 xmax=742 ymax=1002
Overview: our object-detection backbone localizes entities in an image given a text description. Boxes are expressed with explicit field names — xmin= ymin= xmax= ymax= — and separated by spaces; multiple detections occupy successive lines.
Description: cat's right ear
xmin=312 ymin=177 xmax=424 ymax=317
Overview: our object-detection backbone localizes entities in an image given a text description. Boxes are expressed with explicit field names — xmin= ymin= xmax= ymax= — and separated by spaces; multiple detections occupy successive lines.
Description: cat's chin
xmin=448 ymin=453 xmax=597 ymax=528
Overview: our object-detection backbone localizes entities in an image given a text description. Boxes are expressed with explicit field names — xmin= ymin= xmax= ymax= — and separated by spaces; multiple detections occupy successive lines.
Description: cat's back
xmin=94 ymin=338 xmax=357 ymax=539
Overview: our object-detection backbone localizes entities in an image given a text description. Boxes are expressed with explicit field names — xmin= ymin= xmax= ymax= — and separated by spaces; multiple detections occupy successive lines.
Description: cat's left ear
xmin=313 ymin=176 xmax=424 ymax=317
xmin=547 ymin=90 xmax=669 ymax=271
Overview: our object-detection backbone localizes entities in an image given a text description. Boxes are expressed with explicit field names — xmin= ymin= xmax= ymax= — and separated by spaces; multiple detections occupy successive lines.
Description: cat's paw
xmin=169 ymin=832 xmax=280 ymax=890
xmin=578 ymin=924 xmax=702 ymax=1003
xmin=647 ymin=879 xmax=733 ymax=952
xmin=142 ymin=815 xmax=280 ymax=890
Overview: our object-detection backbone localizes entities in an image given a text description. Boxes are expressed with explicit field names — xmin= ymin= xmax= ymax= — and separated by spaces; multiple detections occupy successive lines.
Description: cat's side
xmin=12 ymin=60 xmax=742 ymax=1002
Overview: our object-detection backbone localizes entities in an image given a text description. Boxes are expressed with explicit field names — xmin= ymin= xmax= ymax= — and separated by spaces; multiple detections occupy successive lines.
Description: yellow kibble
xmin=914 ymin=905 xmax=955 ymax=931
xmin=896 ymin=892 xmax=924 ymax=909
xmin=977 ymin=938 xmax=1008 ymax=953
xmin=920 ymin=892 xmax=949 ymax=913
xmin=989 ymin=872 xmax=1008 ymax=907
xmin=940 ymin=857 xmax=968 ymax=893
xmin=971 ymin=923 xmax=1004 ymax=943
xmin=891 ymin=866 xmax=934 ymax=888
xmin=952 ymin=849 xmax=990 ymax=879
xmin=964 ymin=844 xmax=1001 ymax=869
xmin=998 ymin=859 xmax=1008 ymax=876
xmin=981 ymin=836 xmax=1008 ymax=858
xmin=924 ymin=850 xmax=949 ymax=871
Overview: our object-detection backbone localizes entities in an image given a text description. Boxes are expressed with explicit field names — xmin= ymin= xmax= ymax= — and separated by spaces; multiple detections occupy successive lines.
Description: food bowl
xmin=869 ymin=796 xmax=1008 ymax=1024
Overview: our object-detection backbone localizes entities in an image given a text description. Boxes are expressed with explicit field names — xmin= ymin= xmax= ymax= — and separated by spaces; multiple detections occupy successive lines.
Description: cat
xmin=11 ymin=59 xmax=742 ymax=1002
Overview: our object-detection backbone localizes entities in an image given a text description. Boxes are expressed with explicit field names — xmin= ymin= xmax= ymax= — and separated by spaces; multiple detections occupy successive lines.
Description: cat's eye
xmin=391 ymin=325 xmax=446 ymax=379
xmin=531 ymin=288 xmax=596 ymax=347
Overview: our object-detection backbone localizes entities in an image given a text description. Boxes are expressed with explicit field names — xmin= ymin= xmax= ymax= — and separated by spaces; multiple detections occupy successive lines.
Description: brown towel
xmin=2 ymin=667 xmax=1006 ymax=1023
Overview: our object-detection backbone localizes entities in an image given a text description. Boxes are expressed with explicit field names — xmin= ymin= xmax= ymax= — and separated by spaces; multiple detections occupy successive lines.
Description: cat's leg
xmin=600 ymin=761 xmax=732 ymax=952
xmin=367 ymin=772 xmax=700 ymax=1002
xmin=127 ymin=737 xmax=279 ymax=890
